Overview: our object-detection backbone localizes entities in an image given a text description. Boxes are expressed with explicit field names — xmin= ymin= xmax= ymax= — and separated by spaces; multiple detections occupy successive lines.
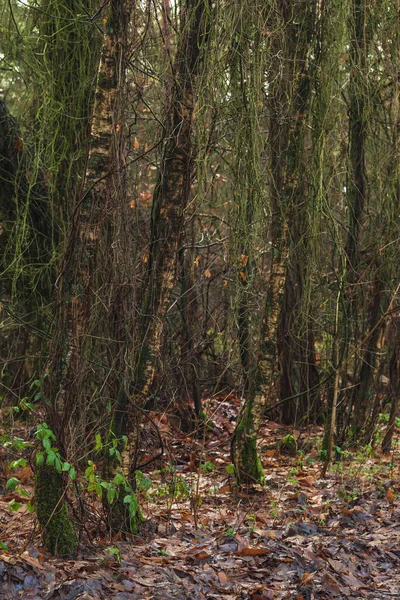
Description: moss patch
xmin=35 ymin=465 xmax=77 ymax=557
xmin=233 ymin=403 xmax=265 ymax=486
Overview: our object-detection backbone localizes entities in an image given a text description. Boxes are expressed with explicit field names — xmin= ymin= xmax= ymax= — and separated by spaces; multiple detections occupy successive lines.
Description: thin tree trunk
xmin=382 ymin=319 xmax=400 ymax=453
xmin=352 ymin=274 xmax=387 ymax=436
xmin=277 ymin=2 xmax=320 ymax=424
xmin=116 ymin=0 xmax=209 ymax=480
xmin=232 ymin=0 xmax=319 ymax=483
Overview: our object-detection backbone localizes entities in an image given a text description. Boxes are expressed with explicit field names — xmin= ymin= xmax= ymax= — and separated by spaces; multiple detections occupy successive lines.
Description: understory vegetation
xmin=0 ymin=1 xmax=399 ymax=596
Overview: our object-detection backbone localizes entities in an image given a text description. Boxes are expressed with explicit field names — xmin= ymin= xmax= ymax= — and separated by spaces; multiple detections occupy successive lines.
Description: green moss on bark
xmin=35 ymin=465 xmax=77 ymax=557
xmin=232 ymin=402 xmax=265 ymax=486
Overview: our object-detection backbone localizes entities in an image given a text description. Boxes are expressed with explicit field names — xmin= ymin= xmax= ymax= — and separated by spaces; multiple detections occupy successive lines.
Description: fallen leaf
xmin=218 ymin=570 xmax=228 ymax=584
xmin=387 ymin=488 xmax=395 ymax=505
xmin=236 ymin=546 xmax=268 ymax=557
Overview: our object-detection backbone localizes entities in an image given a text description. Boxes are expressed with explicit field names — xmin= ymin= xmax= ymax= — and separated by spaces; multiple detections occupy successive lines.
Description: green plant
xmin=11 ymin=398 xmax=35 ymax=415
xmin=6 ymin=459 xmax=33 ymax=513
xmin=337 ymin=486 xmax=359 ymax=503
xmin=319 ymin=448 xmax=328 ymax=461
xmin=270 ymin=500 xmax=280 ymax=519
xmin=279 ymin=434 xmax=297 ymax=455
xmin=36 ymin=424 xmax=77 ymax=480
xmin=169 ymin=474 xmax=191 ymax=500
xmin=135 ymin=470 xmax=153 ymax=493
xmin=226 ymin=463 xmax=235 ymax=475
xmin=287 ymin=467 xmax=299 ymax=485
xmin=295 ymin=450 xmax=305 ymax=470
xmin=201 ymin=460 xmax=215 ymax=473
xmin=105 ymin=546 xmax=121 ymax=562
xmin=30 ymin=379 xmax=42 ymax=402
xmin=1 ymin=436 xmax=32 ymax=451
xmin=35 ymin=423 xmax=142 ymax=532
xmin=245 ymin=513 xmax=257 ymax=531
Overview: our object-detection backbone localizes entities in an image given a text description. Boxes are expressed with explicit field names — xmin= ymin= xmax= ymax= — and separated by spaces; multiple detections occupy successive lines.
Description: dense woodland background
xmin=0 ymin=0 xmax=399 ymax=562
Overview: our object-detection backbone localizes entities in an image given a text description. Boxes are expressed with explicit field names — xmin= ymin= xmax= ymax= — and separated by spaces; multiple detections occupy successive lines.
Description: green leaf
xmin=128 ymin=501 xmax=137 ymax=517
xmin=226 ymin=464 xmax=235 ymax=475
xmin=46 ymin=450 xmax=56 ymax=466
xmin=69 ymin=467 xmax=76 ymax=481
xmin=43 ymin=437 xmax=51 ymax=451
xmin=95 ymin=434 xmax=102 ymax=451
xmin=123 ymin=494 xmax=133 ymax=504
xmin=9 ymin=459 xmax=26 ymax=470
xmin=27 ymin=500 xmax=34 ymax=513
xmin=36 ymin=453 xmax=45 ymax=467
xmin=54 ymin=456 xmax=62 ymax=472
xmin=107 ymin=486 xmax=116 ymax=504
xmin=0 ymin=541 xmax=9 ymax=551
xmin=6 ymin=477 xmax=20 ymax=490
xmin=8 ymin=500 xmax=22 ymax=512
xmin=113 ymin=474 xmax=125 ymax=485
xmin=62 ymin=461 xmax=71 ymax=472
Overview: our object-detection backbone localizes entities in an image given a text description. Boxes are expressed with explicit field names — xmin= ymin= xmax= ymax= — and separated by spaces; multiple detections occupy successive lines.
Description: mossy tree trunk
xmin=0 ymin=0 xmax=102 ymax=407
xmin=336 ymin=0 xmax=379 ymax=443
xmin=35 ymin=466 xmax=77 ymax=557
xmin=229 ymin=3 xmax=267 ymax=486
xmin=276 ymin=0 xmax=320 ymax=425
xmin=37 ymin=0 xmax=136 ymax=551
xmin=115 ymin=0 xmax=209 ymax=484
xmin=178 ymin=240 xmax=203 ymax=421
xmin=232 ymin=0 xmax=319 ymax=483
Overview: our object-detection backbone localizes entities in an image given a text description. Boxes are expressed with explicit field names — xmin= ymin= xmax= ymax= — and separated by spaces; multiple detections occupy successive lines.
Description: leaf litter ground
xmin=0 ymin=395 xmax=399 ymax=599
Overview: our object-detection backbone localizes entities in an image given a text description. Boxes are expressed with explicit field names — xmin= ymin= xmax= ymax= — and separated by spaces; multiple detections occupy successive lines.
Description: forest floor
xmin=0 ymin=394 xmax=399 ymax=600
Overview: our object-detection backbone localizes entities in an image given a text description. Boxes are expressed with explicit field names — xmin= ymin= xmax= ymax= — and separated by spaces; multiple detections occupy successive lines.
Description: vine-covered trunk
xmin=178 ymin=241 xmax=203 ymax=421
xmin=337 ymin=0 xmax=374 ymax=443
xmin=382 ymin=319 xmax=400 ymax=453
xmin=279 ymin=258 xmax=320 ymax=425
xmin=36 ymin=0 xmax=136 ymax=551
xmin=115 ymin=0 xmax=209 ymax=482
xmin=232 ymin=0 xmax=319 ymax=483
xmin=351 ymin=275 xmax=387 ymax=438
xmin=277 ymin=0 xmax=320 ymax=425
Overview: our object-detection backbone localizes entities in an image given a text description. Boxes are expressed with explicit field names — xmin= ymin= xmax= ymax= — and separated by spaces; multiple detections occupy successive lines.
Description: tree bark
xmin=37 ymin=0 xmax=135 ymax=550
xmin=116 ymin=0 xmax=209 ymax=481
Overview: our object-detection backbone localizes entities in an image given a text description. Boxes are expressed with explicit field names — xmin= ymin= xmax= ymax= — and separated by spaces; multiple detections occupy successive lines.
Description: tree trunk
xmin=37 ymin=0 xmax=135 ymax=550
xmin=232 ymin=0 xmax=319 ymax=482
xmin=382 ymin=319 xmax=400 ymax=453
xmin=277 ymin=1 xmax=320 ymax=424
xmin=116 ymin=0 xmax=209 ymax=481
xmin=339 ymin=0 xmax=376 ymax=442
